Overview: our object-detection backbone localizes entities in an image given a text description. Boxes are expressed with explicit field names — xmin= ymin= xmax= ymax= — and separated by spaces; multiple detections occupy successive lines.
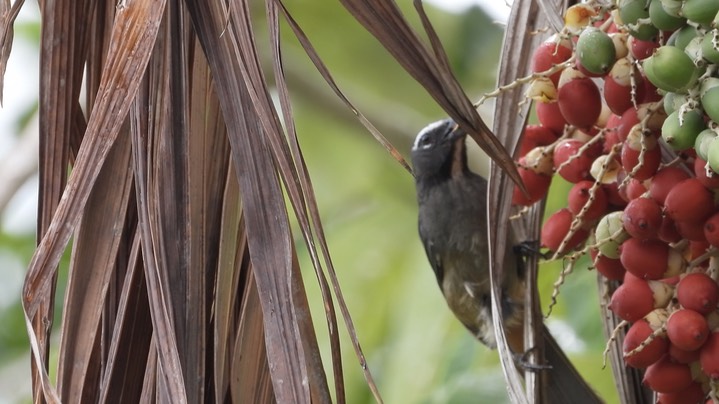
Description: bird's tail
xmin=540 ymin=323 xmax=603 ymax=404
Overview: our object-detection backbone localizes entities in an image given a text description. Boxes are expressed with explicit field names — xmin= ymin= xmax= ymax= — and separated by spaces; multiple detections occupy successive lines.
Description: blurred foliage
xmin=0 ymin=2 xmax=617 ymax=403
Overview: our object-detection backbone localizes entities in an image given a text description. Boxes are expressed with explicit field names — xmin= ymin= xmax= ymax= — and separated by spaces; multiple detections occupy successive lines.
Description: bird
xmin=411 ymin=118 xmax=525 ymax=351
xmin=410 ymin=119 xmax=602 ymax=403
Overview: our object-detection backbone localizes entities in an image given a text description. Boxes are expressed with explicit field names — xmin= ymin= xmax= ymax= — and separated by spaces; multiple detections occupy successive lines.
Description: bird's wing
xmin=419 ymin=230 xmax=444 ymax=285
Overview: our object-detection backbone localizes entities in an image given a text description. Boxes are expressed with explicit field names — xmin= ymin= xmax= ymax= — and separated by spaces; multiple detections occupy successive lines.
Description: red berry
xmin=623 ymin=178 xmax=647 ymax=201
xmin=553 ymin=139 xmax=599 ymax=183
xmin=541 ymin=208 xmax=588 ymax=252
xmin=704 ymin=212 xmax=719 ymax=248
xmin=668 ymin=343 xmax=701 ymax=364
xmin=604 ymin=59 xmax=646 ymax=115
xmin=658 ymin=216 xmax=682 ymax=244
xmin=700 ymin=332 xmax=719 ymax=378
xmin=629 ymin=36 xmax=660 ymax=60
xmin=557 ymin=75 xmax=602 ymax=129
xmin=643 ymin=355 xmax=693 ymax=393
xmin=609 ymin=277 xmax=655 ymax=322
xmin=666 ymin=309 xmax=710 ymax=351
xmin=656 ymin=382 xmax=705 ymax=404
xmin=599 ymin=183 xmax=627 ymax=209
xmin=531 ymin=39 xmax=572 ymax=86
xmin=664 ymin=179 xmax=715 ymax=223
xmin=624 ymin=320 xmax=668 ymax=368
xmin=536 ymin=101 xmax=567 ymax=135
xmin=650 ymin=167 xmax=691 ymax=205
xmin=604 ymin=114 xmax=623 ymax=153
xmin=623 ymin=197 xmax=662 ymax=240
xmin=620 ymin=238 xmax=669 ymax=280
xmin=677 ymin=273 xmax=719 ymax=315
xmin=512 ymin=164 xmax=552 ymax=206
xmin=639 ymin=73 xmax=662 ymax=103
xmin=675 ymin=220 xmax=708 ymax=242
xmin=621 ymin=141 xmax=661 ymax=181
xmin=592 ymin=249 xmax=626 ymax=280
xmin=689 ymin=241 xmax=710 ymax=261
xmin=694 ymin=157 xmax=719 ymax=189
xmin=568 ymin=180 xmax=608 ymax=220
xmin=517 ymin=125 xmax=558 ymax=158
xmin=617 ymin=110 xmax=640 ymax=143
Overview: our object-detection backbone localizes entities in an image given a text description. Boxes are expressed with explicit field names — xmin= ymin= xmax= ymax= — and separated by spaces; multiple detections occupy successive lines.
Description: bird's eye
xmin=419 ymin=136 xmax=433 ymax=149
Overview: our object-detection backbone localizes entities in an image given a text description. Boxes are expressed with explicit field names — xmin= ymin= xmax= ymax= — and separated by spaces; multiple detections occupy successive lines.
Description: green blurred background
xmin=0 ymin=1 xmax=616 ymax=403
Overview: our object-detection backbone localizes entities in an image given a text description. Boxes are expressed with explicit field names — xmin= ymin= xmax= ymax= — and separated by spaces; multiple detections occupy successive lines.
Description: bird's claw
xmin=514 ymin=240 xmax=550 ymax=260
xmin=513 ymin=346 xmax=553 ymax=372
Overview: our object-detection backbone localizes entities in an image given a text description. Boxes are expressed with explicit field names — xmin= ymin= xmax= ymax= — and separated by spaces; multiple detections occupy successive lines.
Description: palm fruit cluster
xmin=507 ymin=1 xmax=719 ymax=402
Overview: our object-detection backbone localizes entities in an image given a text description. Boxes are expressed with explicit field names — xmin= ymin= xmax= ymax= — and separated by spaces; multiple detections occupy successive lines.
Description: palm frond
xmin=338 ymin=0 xmax=523 ymax=190
xmin=0 ymin=0 xmax=640 ymax=402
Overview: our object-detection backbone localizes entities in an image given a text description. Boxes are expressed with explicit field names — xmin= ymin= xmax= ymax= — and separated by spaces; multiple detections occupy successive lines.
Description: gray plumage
xmin=410 ymin=119 xmax=602 ymax=403
xmin=411 ymin=119 xmax=523 ymax=348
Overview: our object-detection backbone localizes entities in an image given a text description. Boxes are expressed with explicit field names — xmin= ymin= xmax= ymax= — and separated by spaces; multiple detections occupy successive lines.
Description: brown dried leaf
xmin=32 ymin=1 xmax=93 ymax=400
xmin=275 ymin=0 xmax=410 ymax=176
xmin=185 ymin=1 xmax=329 ymax=401
xmin=270 ymin=3 xmax=385 ymax=402
xmin=489 ymin=0 xmax=600 ymax=403
xmin=0 ymin=0 xmax=25 ymax=105
xmin=230 ymin=269 xmax=274 ymax=403
xmin=488 ymin=2 xmax=546 ymax=401
xmin=56 ymin=122 xmax=134 ymax=402
xmin=98 ymin=231 xmax=153 ymax=404
xmin=139 ymin=337 xmax=158 ymax=402
xmin=213 ymin=164 xmax=244 ymax=403
xmin=139 ymin=5 xmax=229 ymax=400
xmin=130 ymin=47 xmax=187 ymax=403
xmin=23 ymin=1 xmax=168 ymax=402
xmin=338 ymin=0 xmax=523 ymax=190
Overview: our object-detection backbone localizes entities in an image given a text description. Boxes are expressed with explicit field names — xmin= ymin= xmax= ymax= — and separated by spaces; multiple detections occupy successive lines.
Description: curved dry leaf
xmin=134 ymin=8 xmax=231 ymax=401
xmin=33 ymin=1 xmax=93 ymax=399
xmin=213 ymin=158 xmax=244 ymax=402
xmin=272 ymin=2 xmax=384 ymax=402
xmin=338 ymin=0 xmax=523 ymax=191
xmin=266 ymin=3 xmax=347 ymax=402
xmin=131 ymin=61 xmax=188 ymax=404
xmin=0 ymin=0 xmax=25 ymax=105
xmin=98 ymin=232 xmax=153 ymax=403
xmin=185 ymin=1 xmax=331 ymax=402
xmin=22 ymin=1 xmax=170 ymax=401
xmin=274 ymin=0 xmax=409 ymax=177
xmin=517 ymin=202 xmax=545 ymax=401
xmin=489 ymin=0 xmax=599 ymax=403
xmin=488 ymin=1 xmax=545 ymax=402
xmin=231 ymin=269 xmax=275 ymax=403
xmin=139 ymin=337 xmax=158 ymax=402
xmin=56 ymin=124 xmax=133 ymax=402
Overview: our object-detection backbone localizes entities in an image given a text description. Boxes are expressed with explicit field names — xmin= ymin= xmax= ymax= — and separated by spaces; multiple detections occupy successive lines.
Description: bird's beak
xmin=448 ymin=124 xmax=467 ymax=149
xmin=449 ymin=123 xmax=466 ymax=141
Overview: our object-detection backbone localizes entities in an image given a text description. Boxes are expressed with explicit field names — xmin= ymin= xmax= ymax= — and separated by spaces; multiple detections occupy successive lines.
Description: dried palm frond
xmin=490 ymin=1 xmax=650 ymax=403
xmin=6 ymin=0 xmax=370 ymax=402
xmin=0 ymin=0 xmax=651 ymax=402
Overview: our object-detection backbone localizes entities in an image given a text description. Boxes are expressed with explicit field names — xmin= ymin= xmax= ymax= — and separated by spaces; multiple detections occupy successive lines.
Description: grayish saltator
xmin=410 ymin=119 xmax=602 ymax=403
xmin=411 ymin=118 xmax=525 ymax=351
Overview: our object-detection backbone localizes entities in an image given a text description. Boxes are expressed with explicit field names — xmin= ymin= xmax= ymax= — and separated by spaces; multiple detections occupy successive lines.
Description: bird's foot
xmin=513 ymin=346 xmax=552 ymax=372
xmin=514 ymin=240 xmax=550 ymax=260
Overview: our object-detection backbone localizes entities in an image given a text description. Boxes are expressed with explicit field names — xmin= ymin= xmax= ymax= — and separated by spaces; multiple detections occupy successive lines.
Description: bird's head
xmin=410 ymin=119 xmax=468 ymax=184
